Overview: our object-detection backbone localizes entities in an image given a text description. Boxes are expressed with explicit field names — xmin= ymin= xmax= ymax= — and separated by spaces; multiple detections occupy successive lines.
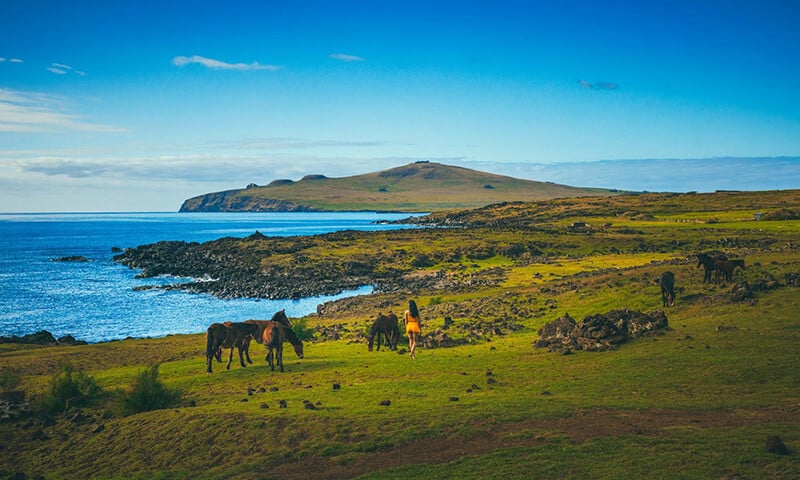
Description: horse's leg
xmin=267 ymin=348 xmax=274 ymax=371
xmin=376 ymin=332 xmax=382 ymax=351
xmin=226 ymin=347 xmax=234 ymax=370
xmin=238 ymin=346 xmax=247 ymax=368
xmin=278 ymin=343 xmax=284 ymax=372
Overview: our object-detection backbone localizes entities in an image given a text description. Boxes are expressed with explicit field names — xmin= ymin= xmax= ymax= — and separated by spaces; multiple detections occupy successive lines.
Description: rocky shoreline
xmin=0 ymin=330 xmax=88 ymax=346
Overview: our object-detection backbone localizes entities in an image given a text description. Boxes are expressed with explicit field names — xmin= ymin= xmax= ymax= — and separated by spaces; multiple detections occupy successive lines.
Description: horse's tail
xmin=205 ymin=325 xmax=217 ymax=373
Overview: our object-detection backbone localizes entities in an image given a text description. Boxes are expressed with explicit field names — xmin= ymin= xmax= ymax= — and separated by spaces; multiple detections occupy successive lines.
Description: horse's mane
xmin=270 ymin=309 xmax=292 ymax=327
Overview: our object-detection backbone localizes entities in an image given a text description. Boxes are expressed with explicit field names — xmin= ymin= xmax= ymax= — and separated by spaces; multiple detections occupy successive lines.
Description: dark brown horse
xmin=367 ymin=312 xmax=400 ymax=351
xmin=696 ymin=252 xmax=728 ymax=283
xmin=658 ymin=271 xmax=676 ymax=307
xmin=205 ymin=322 xmax=260 ymax=373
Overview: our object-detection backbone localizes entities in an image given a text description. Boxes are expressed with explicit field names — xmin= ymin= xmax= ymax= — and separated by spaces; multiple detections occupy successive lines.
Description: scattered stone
xmin=765 ymin=435 xmax=789 ymax=455
xmin=379 ymin=400 xmax=391 ymax=406
xmin=485 ymin=369 xmax=493 ymax=376
xmin=471 ymin=384 xmax=480 ymax=390
xmin=240 ymin=398 xmax=248 ymax=402
xmin=303 ymin=400 xmax=316 ymax=410
xmin=332 ymin=383 xmax=341 ymax=390
xmin=540 ymin=390 xmax=552 ymax=396
xmin=91 ymin=423 xmax=105 ymax=434
xmin=247 ymin=388 xmax=255 ymax=396
xmin=258 ymin=387 xmax=266 ymax=393
xmin=260 ymin=403 xmax=269 ymax=409
xmin=487 ymin=378 xmax=497 ymax=385
xmin=269 ymin=387 xmax=279 ymax=392
xmin=278 ymin=400 xmax=287 ymax=408
xmin=449 ymin=397 xmax=459 ymax=402
xmin=716 ymin=325 xmax=738 ymax=332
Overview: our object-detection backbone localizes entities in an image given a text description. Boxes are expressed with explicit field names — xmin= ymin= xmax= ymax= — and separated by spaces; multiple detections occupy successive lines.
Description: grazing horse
xmin=713 ymin=259 xmax=745 ymax=283
xmin=367 ymin=312 xmax=400 ymax=351
xmin=696 ymin=252 xmax=727 ymax=283
xmin=255 ymin=321 xmax=306 ymax=372
xmin=205 ymin=322 xmax=260 ymax=373
xmin=658 ymin=271 xmax=676 ymax=307
xmin=242 ymin=314 xmax=304 ymax=372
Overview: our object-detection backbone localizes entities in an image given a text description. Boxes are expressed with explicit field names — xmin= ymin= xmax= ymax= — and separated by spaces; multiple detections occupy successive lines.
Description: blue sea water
xmin=0 ymin=212 xmax=416 ymax=343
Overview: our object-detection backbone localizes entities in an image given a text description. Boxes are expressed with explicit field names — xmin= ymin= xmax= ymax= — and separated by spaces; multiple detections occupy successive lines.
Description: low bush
xmin=39 ymin=363 xmax=102 ymax=415
xmin=123 ymin=364 xmax=180 ymax=415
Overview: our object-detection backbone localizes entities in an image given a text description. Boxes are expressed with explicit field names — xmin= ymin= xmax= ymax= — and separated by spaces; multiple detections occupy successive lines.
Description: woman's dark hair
xmin=408 ymin=300 xmax=419 ymax=318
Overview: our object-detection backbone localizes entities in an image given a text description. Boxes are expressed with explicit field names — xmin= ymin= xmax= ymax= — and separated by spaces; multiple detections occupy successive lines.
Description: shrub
xmin=291 ymin=318 xmax=315 ymax=342
xmin=39 ymin=363 xmax=102 ymax=415
xmin=124 ymin=364 xmax=180 ymax=415
xmin=0 ymin=366 xmax=21 ymax=391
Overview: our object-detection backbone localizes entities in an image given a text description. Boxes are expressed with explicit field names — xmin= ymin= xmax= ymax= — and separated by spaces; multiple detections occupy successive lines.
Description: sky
xmin=1 ymin=0 xmax=799 ymax=212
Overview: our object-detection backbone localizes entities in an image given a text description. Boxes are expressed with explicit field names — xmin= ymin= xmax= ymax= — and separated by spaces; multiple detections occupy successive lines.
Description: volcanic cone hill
xmin=179 ymin=161 xmax=618 ymax=212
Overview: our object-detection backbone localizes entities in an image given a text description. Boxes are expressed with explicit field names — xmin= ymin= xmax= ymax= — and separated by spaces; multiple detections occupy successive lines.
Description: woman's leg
xmin=409 ymin=332 xmax=417 ymax=358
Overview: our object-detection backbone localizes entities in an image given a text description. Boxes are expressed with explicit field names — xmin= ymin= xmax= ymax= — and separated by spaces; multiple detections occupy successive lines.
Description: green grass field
xmin=2 ymin=191 xmax=799 ymax=479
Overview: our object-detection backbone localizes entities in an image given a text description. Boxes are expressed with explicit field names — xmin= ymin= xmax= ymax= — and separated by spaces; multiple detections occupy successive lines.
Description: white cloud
xmin=47 ymin=63 xmax=86 ymax=76
xmin=171 ymin=55 xmax=281 ymax=71
xmin=0 ymin=88 xmax=126 ymax=133
xmin=329 ymin=53 xmax=365 ymax=62
xmin=1 ymin=57 xmax=24 ymax=63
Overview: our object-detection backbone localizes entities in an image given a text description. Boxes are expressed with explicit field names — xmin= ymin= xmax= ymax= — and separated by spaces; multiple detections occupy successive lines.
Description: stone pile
xmin=534 ymin=309 xmax=669 ymax=353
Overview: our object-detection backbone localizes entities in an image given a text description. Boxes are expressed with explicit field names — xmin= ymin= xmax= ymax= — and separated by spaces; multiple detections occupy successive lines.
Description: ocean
xmin=0 ymin=212 xmax=415 ymax=343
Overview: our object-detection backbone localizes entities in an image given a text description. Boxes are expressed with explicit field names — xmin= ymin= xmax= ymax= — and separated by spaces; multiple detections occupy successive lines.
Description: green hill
xmin=179 ymin=161 xmax=618 ymax=212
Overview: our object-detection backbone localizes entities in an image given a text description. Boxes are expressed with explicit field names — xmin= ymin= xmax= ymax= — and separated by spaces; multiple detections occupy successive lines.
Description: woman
xmin=403 ymin=300 xmax=421 ymax=359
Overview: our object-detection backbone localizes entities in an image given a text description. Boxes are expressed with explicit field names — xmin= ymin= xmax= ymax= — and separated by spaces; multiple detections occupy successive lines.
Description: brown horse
xmin=256 ymin=321 xmax=304 ymax=372
xmin=205 ymin=322 xmax=260 ymax=373
xmin=713 ymin=259 xmax=745 ymax=283
xmin=368 ymin=312 xmax=400 ymax=351
xmin=242 ymin=311 xmax=304 ymax=372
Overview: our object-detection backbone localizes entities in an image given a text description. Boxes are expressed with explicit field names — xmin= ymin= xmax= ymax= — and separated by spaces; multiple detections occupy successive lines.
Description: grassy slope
xmin=2 ymin=191 xmax=800 ymax=480
xmin=180 ymin=162 xmax=616 ymax=212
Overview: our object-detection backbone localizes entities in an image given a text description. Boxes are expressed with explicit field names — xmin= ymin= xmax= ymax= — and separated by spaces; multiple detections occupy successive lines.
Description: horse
xmin=205 ymin=322 xmax=260 ymax=373
xmin=241 ymin=312 xmax=304 ymax=373
xmin=658 ymin=271 xmax=676 ymax=307
xmin=713 ymin=259 xmax=745 ymax=283
xmin=253 ymin=320 xmax=306 ymax=372
xmin=367 ymin=312 xmax=400 ymax=351
xmin=696 ymin=252 xmax=727 ymax=283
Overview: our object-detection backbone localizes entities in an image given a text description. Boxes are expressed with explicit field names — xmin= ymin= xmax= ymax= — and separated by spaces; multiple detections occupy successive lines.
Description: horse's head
xmin=292 ymin=341 xmax=304 ymax=359
xmin=272 ymin=309 xmax=291 ymax=327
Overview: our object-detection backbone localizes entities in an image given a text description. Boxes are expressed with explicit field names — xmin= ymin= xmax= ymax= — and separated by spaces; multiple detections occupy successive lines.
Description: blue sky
xmin=1 ymin=0 xmax=799 ymax=212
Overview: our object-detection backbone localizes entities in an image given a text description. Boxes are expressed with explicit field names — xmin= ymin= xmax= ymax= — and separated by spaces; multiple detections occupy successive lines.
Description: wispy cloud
xmin=329 ymin=53 xmax=365 ymax=62
xmin=212 ymin=137 xmax=401 ymax=150
xmin=0 ymin=57 xmax=24 ymax=63
xmin=172 ymin=55 xmax=281 ymax=71
xmin=578 ymin=80 xmax=619 ymax=90
xmin=0 ymin=88 xmax=125 ymax=133
xmin=47 ymin=62 xmax=86 ymax=76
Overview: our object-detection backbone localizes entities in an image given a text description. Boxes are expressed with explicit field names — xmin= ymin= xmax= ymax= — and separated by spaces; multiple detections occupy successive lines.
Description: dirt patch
xmin=263 ymin=407 xmax=800 ymax=479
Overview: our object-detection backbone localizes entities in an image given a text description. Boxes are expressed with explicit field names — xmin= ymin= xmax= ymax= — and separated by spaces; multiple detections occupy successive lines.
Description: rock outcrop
xmin=534 ymin=309 xmax=669 ymax=353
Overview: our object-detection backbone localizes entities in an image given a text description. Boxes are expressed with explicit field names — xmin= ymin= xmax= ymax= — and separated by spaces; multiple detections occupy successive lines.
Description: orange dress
xmin=404 ymin=310 xmax=421 ymax=334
